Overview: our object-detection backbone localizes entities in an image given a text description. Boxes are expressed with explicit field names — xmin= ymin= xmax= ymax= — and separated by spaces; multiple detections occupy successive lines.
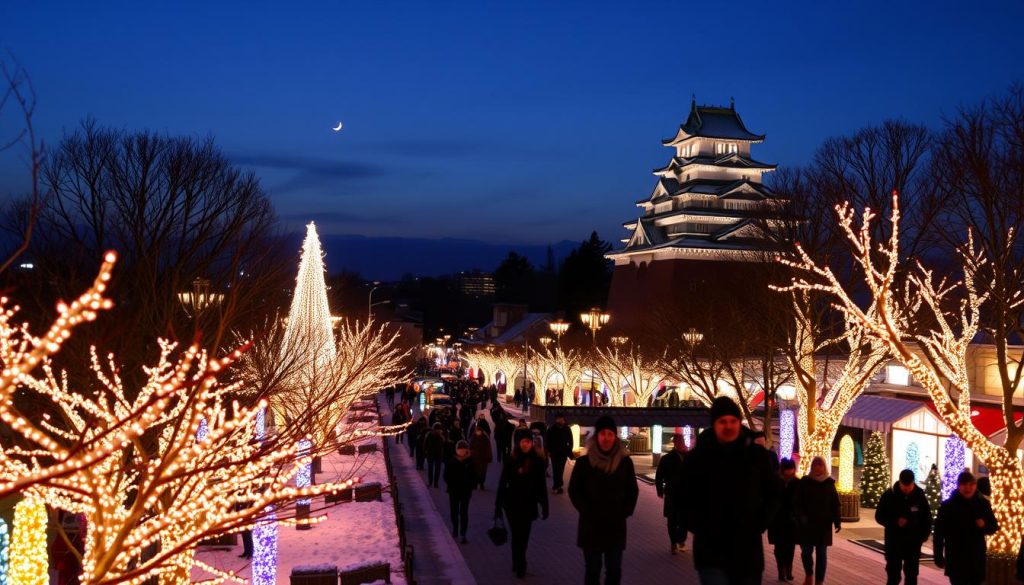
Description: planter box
xmin=326 ymin=488 xmax=353 ymax=504
xmin=839 ymin=492 xmax=860 ymax=522
xmin=339 ymin=562 xmax=390 ymax=585
xmin=357 ymin=443 xmax=378 ymax=454
xmin=338 ymin=444 xmax=357 ymax=456
xmin=290 ymin=566 xmax=337 ymax=585
xmin=626 ymin=434 xmax=650 ymax=454
xmin=355 ymin=482 xmax=383 ymax=502
xmin=985 ymin=553 xmax=1017 ymax=585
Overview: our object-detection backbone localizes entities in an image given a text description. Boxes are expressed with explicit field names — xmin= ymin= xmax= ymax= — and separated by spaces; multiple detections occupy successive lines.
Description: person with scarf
xmin=569 ymin=415 xmax=640 ymax=585
xmin=444 ymin=439 xmax=476 ymax=543
xmin=682 ymin=396 xmax=780 ymax=585
xmin=933 ymin=471 xmax=998 ymax=585
xmin=793 ymin=456 xmax=841 ymax=585
xmin=656 ymin=432 xmax=689 ymax=554
xmin=768 ymin=458 xmax=799 ymax=582
xmin=495 ymin=432 xmax=549 ymax=579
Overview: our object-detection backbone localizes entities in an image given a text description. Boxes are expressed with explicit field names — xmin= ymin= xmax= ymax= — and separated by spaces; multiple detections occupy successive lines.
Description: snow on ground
xmin=192 ymin=432 xmax=406 ymax=584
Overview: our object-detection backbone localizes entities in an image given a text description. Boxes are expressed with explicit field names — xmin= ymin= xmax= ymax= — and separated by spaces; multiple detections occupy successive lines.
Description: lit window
xmin=886 ymin=364 xmax=910 ymax=386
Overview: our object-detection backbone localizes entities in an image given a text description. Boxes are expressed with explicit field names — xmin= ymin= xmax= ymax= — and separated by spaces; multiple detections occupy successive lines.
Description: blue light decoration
xmin=418 ymin=391 xmax=426 ymax=411
xmin=905 ymin=441 xmax=920 ymax=477
xmin=255 ymin=407 xmax=266 ymax=441
xmin=942 ymin=437 xmax=966 ymax=500
xmin=779 ymin=409 xmax=795 ymax=461
xmin=196 ymin=417 xmax=208 ymax=442
xmin=251 ymin=507 xmax=278 ymax=585
xmin=297 ymin=438 xmax=312 ymax=506
xmin=0 ymin=516 xmax=9 ymax=585
xmin=683 ymin=425 xmax=693 ymax=449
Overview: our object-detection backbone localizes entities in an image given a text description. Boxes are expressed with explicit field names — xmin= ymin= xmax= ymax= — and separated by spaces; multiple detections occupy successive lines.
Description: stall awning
xmin=925 ymin=402 xmax=1023 ymax=438
xmin=842 ymin=395 xmax=927 ymax=435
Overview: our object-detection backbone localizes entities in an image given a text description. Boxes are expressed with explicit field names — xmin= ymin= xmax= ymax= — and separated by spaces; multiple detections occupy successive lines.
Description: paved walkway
xmin=387 ymin=398 xmax=949 ymax=584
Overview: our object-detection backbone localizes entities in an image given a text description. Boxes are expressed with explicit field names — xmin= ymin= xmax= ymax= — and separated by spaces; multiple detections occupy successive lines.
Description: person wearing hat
xmin=768 ymin=458 xmax=799 ymax=582
xmin=569 ymin=415 xmax=639 ymax=585
xmin=444 ymin=439 xmax=476 ymax=543
xmin=495 ymin=430 xmax=549 ymax=579
xmin=656 ymin=432 xmax=690 ymax=554
xmin=875 ymin=469 xmax=932 ymax=585
xmin=682 ymin=396 xmax=780 ymax=585
xmin=547 ymin=412 xmax=575 ymax=494
xmin=933 ymin=471 xmax=998 ymax=585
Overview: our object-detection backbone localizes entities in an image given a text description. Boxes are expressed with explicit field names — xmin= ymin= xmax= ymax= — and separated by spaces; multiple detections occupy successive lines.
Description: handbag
xmin=487 ymin=516 xmax=508 ymax=546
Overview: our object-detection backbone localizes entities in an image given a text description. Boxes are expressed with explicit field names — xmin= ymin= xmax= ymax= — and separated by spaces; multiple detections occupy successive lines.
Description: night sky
xmin=2 ymin=1 xmax=1024 ymax=250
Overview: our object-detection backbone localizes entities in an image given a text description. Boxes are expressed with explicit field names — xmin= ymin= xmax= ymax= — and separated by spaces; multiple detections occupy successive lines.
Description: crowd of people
xmin=384 ymin=379 xmax=1024 ymax=585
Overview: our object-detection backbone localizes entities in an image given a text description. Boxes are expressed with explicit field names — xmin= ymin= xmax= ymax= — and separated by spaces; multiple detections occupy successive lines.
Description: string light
xmin=683 ymin=425 xmax=693 ymax=449
xmin=943 ymin=437 xmax=965 ymax=501
xmin=838 ymin=435 xmax=854 ymax=493
xmin=905 ymin=442 xmax=920 ymax=478
xmin=0 ymin=516 xmax=8 ymax=585
xmin=860 ymin=431 xmax=890 ymax=508
xmin=251 ymin=507 xmax=277 ymax=585
xmin=779 ymin=409 xmax=795 ymax=460
xmin=778 ymin=191 xmax=1024 ymax=552
xmin=297 ymin=438 xmax=312 ymax=506
xmin=9 ymin=498 xmax=46 ymax=585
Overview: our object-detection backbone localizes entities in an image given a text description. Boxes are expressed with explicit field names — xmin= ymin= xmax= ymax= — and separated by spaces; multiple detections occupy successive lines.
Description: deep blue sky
xmin=2 ymin=1 xmax=1023 ymax=247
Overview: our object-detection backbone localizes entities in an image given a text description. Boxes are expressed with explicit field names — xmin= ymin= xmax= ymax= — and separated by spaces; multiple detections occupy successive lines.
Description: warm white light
xmin=838 ymin=435 xmax=854 ymax=493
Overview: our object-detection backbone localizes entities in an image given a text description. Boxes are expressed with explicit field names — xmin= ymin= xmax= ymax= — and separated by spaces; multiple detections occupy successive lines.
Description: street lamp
xmin=539 ymin=336 xmax=553 ymax=348
xmin=610 ymin=336 xmax=629 ymax=347
xmin=368 ymin=281 xmax=381 ymax=319
xmin=682 ymin=327 xmax=704 ymax=346
xmin=580 ymin=308 xmax=610 ymax=406
xmin=548 ymin=320 xmax=570 ymax=345
xmin=177 ymin=277 xmax=224 ymax=317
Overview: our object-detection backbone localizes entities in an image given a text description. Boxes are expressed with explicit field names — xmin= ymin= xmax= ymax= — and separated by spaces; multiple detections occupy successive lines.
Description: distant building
xmin=458 ymin=270 xmax=496 ymax=297
xmin=606 ymin=98 xmax=782 ymax=329
xmin=465 ymin=303 xmax=553 ymax=346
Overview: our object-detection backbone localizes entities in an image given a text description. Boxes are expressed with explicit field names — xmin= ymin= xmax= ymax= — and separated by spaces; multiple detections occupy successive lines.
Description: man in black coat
xmin=934 ymin=471 xmax=998 ymax=585
xmin=655 ymin=433 xmax=688 ymax=554
xmin=875 ymin=469 xmax=932 ymax=585
xmin=546 ymin=413 xmax=574 ymax=494
xmin=682 ymin=396 xmax=780 ymax=585
xmin=495 ymin=433 xmax=549 ymax=579
xmin=568 ymin=415 xmax=639 ymax=585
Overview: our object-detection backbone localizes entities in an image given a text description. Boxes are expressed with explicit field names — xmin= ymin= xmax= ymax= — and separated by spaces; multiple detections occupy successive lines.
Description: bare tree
xmin=0 ymin=55 xmax=43 ymax=272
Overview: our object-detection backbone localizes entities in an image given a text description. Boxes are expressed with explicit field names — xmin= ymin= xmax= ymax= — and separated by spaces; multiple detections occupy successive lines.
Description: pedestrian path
xmin=388 ymin=398 xmax=949 ymax=584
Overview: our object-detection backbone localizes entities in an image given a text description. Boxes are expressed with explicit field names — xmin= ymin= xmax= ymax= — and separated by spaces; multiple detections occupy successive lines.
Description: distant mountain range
xmin=314 ymin=235 xmax=581 ymax=281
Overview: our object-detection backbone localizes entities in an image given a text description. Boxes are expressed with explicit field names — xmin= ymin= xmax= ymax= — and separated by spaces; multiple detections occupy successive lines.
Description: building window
xmin=887 ymin=364 xmax=911 ymax=386
xmin=716 ymin=142 xmax=738 ymax=155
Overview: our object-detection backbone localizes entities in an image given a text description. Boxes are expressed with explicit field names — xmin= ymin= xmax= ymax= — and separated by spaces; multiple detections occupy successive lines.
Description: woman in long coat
xmin=495 ymin=433 xmax=549 ymax=579
xmin=469 ymin=426 xmax=493 ymax=489
xmin=794 ymin=457 xmax=840 ymax=585
xmin=768 ymin=458 xmax=799 ymax=582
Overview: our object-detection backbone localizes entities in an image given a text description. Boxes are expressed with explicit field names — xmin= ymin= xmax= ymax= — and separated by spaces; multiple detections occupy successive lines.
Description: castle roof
xmin=653 ymin=153 xmax=777 ymax=175
xmin=664 ymin=98 xmax=765 ymax=145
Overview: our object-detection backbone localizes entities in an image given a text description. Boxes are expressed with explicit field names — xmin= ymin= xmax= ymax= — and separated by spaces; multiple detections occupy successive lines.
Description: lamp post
xmin=580 ymin=308 xmax=610 ymax=407
xmin=548 ymin=320 xmax=570 ymax=347
xmin=367 ymin=281 xmax=381 ymax=319
xmin=682 ymin=327 xmax=703 ymax=346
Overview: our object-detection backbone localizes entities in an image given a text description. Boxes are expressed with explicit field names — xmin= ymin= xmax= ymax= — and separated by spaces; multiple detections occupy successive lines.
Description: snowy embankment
xmin=192 ymin=423 xmax=406 ymax=584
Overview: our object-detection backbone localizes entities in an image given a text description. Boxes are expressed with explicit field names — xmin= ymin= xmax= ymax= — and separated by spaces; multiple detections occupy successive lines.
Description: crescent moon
xmin=332 ymin=122 xmax=344 ymax=132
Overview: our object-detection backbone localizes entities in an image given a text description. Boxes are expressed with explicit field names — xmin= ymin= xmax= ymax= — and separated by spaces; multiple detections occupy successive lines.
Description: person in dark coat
xmin=568 ymin=415 xmax=639 ymax=585
xmin=768 ymin=458 xmax=799 ymax=582
xmin=656 ymin=432 xmax=689 ymax=554
xmin=444 ymin=440 xmax=476 ymax=543
xmin=933 ymin=471 xmax=998 ymax=585
xmin=493 ymin=409 xmax=513 ymax=463
xmin=424 ymin=423 xmax=446 ymax=488
xmin=875 ymin=469 xmax=932 ymax=585
xmin=391 ymin=405 xmax=407 ymax=445
xmin=793 ymin=456 xmax=840 ymax=585
xmin=495 ymin=433 xmax=549 ymax=579
xmin=469 ymin=426 xmax=493 ymax=489
xmin=546 ymin=413 xmax=574 ymax=494
xmin=682 ymin=396 xmax=781 ymax=585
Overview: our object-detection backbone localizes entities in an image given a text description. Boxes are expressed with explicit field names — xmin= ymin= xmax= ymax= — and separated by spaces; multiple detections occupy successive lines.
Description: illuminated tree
xmin=592 ymin=345 xmax=663 ymax=407
xmin=838 ymin=435 xmax=855 ymax=493
xmin=781 ymin=191 xmax=1024 ymax=553
xmin=860 ymin=431 xmax=889 ymax=508
xmin=924 ymin=464 xmax=942 ymax=527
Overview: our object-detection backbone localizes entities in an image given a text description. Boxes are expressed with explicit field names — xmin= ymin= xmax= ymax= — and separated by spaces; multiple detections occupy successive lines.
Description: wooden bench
xmin=357 ymin=443 xmax=378 ymax=454
xmin=325 ymin=488 xmax=353 ymax=504
xmin=290 ymin=566 xmax=337 ymax=585
xmin=338 ymin=561 xmax=390 ymax=585
xmin=338 ymin=444 xmax=357 ymax=456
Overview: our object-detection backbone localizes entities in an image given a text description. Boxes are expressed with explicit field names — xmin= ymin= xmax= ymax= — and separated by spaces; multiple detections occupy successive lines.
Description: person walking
xmin=470 ymin=426 xmax=493 ymax=489
xmin=568 ymin=415 xmax=639 ymax=585
xmin=875 ymin=469 xmax=932 ymax=585
xmin=655 ymin=432 xmax=689 ymax=554
xmin=424 ymin=423 xmax=446 ymax=488
xmin=494 ymin=409 xmax=512 ymax=463
xmin=547 ymin=413 xmax=574 ymax=494
xmin=768 ymin=458 xmax=798 ymax=582
xmin=495 ymin=433 xmax=549 ymax=579
xmin=793 ymin=456 xmax=841 ymax=585
xmin=444 ymin=439 xmax=476 ymax=543
xmin=933 ymin=471 xmax=998 ymax=585
xmin=391 ymin=404 xmax=407 ymax=445
xmin=682 ymin=396 xmax=780 ymax=585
